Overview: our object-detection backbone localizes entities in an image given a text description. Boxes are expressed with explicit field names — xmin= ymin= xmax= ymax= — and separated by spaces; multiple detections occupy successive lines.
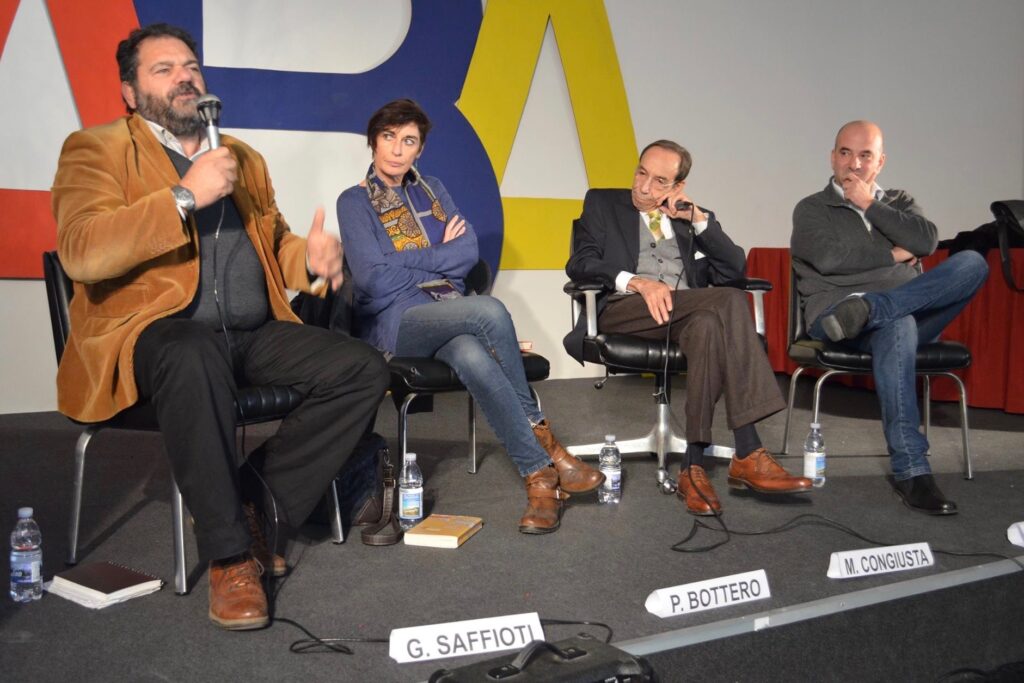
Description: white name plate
xmin=645 ymin=569 xmax=771 ymax=618
xmin=389 ymin=612 xmax=544 ymax=664
xmin=827 ymin=542 xmax=934 ymax=579
xmin=1007 ymin=522 xmax=1024 ymax=548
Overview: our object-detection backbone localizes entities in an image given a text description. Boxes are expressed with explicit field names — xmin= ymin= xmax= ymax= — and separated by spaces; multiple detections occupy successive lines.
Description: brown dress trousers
xmin=599 ymin=286 xmax=785 ymax=444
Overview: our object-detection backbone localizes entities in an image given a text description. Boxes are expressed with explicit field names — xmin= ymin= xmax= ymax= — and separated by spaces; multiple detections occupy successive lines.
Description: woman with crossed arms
xmin=337 ymin=99 xmax=603 ymax=534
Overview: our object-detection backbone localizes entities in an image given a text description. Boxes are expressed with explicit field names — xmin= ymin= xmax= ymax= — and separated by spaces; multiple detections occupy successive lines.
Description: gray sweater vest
xmin=635 ymin=215 xmax=688 ymax=288
xmin=164 ymin=148 xmax=269 ymax=331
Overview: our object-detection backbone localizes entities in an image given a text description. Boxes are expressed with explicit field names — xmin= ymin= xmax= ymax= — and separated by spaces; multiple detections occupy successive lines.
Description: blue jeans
xmin=396 ymin=295 xmax=550 ymax=477
xmin=809 ymin=250 xmax=988 ymax=480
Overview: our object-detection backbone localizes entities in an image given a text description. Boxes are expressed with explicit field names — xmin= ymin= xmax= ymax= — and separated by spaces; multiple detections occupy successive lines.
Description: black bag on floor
xmin=310 ymin=431 xmax=401 ymax=545
xmin=428 ymin=635 xmax=657 ymax=682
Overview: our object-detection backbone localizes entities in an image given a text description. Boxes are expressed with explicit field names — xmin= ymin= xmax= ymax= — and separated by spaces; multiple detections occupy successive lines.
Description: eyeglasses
xmin=633 ymin=168 xmax=675 ymax=192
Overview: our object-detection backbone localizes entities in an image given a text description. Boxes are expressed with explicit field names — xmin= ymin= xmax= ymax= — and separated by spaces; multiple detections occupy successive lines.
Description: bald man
xmin=791 ymin=121 xmax=988 ymax=515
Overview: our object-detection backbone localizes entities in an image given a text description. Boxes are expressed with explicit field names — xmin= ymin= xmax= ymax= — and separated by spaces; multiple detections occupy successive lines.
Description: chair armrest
xmin=720 ymin=277 xmax=773 ymax=292
xmin=719 ymin=278 xmax=771 ymax=336
xmin=563 ymin=279 xmax=607 ymax=296
xmin=564 ymin=279 xmax=610 ymax=338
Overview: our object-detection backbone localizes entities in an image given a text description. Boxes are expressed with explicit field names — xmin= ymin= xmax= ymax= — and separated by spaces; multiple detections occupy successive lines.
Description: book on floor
xmin=47 ymin=560 xmax=163 ymax=609
xmin=404 ymin=514 xmax=483 ymax=548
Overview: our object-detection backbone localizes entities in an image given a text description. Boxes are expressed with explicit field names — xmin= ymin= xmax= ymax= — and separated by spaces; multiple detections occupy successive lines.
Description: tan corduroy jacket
xmin=52 ymin=113 xmax=316 ymax=423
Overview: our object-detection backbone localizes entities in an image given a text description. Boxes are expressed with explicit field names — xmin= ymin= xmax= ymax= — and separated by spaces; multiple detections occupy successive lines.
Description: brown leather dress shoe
xmin=243 ymin=502 xmax=288 ymax=577
xmin=677 ymin=466 xmax=721 ymax=516
xmin=532 ymin=420 xmax=605 ymax=493
xmin=208 ymin=554 xmax=269 ymax=630
xmin=727 ymin=448 xmax=813 ymax=494
xmin=518 ymin=466 xmax=567 ymax=534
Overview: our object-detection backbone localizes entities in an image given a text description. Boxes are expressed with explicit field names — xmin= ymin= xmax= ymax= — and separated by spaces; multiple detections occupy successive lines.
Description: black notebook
xmin=48 ymin=561 xmax=163 ymax=609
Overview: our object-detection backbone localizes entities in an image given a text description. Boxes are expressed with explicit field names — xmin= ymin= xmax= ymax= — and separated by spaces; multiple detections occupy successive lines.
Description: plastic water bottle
xmin=803 ymin=423 xmax=826 ymax=488
xmin=398 ymin=453 xmax=424 ymax=530
xmin=598 ymin=435 xmax=622 ymax=504
xmin=10 ymin=507 xmax=42 ymax=602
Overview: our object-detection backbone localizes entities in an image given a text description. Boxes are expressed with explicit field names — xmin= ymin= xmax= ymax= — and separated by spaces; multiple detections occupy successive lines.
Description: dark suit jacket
xmin=563 ymin=188 xmax=746 ymax=363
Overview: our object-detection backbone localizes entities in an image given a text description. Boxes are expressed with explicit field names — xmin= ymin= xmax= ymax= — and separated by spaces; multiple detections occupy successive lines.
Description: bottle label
xmin=10 ymin=554 xmax=40 ymax=583
xmin=803 ymin=450 xmax=818 ymax=479
xmin=816 ymin=453 xmax=826 ymax=476
xmin=602 ymin=468 xmax=621 ymax=492
xmin=399 ymin=487 xmax=423 ymax=520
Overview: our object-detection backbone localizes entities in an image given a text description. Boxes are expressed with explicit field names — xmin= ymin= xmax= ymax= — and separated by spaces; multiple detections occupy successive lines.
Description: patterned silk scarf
xmin=365 ymin=165 xmax=447 ymax=251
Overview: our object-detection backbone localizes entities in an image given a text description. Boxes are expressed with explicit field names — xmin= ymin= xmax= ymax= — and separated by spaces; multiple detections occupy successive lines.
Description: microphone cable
xmin=653 ymin=202 xmax=730 ymax=546
xmin=671 ymin=508 xmax=1024 ymax=574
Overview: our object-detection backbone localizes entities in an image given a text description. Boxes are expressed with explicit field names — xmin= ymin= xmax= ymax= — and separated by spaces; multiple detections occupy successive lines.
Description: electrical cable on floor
xmin=662 ymin=411 xmax=1024 ymax=571
xmin=671 ymin=510 xmax=1024 ymax=572
xmin=279 ymin=617 xmax=388 ymax=654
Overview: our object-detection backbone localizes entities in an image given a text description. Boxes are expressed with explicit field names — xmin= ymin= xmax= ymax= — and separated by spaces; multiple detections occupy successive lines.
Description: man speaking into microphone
xmin=565 ymin=140 xmax=810 ymax=518
xmin=51 ymin=23 xmax=388 ymax=630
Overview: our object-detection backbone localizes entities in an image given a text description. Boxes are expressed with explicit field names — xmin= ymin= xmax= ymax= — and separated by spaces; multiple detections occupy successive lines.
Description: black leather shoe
xmin=893 ymin=474 xmax=958 ymax=515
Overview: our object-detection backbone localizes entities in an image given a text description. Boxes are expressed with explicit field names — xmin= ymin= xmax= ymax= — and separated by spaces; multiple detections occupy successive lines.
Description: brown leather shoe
xmin=532 ymin=420 xmax=605 ymax=493
xmin=243 ymin=502 xmax=287 ymax=577
xmin=727 ymin=448 xmax=813 ymax=494
xmin=677 ymin=466 xmax=721 ymax=516
xmin=208 ymin=554 xmax=269 ymax=630
xmin=518 ymin=466 xmax=568 ymax=534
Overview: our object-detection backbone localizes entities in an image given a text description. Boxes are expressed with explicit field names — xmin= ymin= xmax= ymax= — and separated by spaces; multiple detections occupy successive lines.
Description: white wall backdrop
xmin=1 ymin=0 xmax=1022 ymax=413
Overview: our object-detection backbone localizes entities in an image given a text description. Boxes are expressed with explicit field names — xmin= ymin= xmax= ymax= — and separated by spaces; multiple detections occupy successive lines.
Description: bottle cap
xmin=810 ymin=423 xmax=821 ymax=429
xmin=605 ymin=434 xmax=616 ymax=442
xmin=17 ymin=507 xmax=32 ymax=518
xmin=405 ymin=452 xmax=417 ymax=462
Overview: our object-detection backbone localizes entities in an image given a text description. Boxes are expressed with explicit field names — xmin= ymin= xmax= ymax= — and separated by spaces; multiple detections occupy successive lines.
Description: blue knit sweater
xmin=337 ymin=176 xmax=478 ymax=354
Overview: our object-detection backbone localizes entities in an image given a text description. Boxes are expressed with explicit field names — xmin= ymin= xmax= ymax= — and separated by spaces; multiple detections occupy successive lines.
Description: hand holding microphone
xmin=663 ymin=187 xmax=706 ymax=223
xmin=179 ymin=93 xmax=237 ymax=209
xmin=196 ymin=94 xmax=221 ymax=149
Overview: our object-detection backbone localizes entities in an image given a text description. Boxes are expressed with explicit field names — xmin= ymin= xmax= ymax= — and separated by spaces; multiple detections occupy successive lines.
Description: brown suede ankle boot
xmin=518 ymin=466 xmax=567 ymax=534
xmin=532 ymin=420 xmax=605 ymax=493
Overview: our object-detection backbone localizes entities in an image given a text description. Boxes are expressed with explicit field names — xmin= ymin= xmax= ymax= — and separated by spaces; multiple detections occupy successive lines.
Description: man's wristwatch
xmin=171 ymin=185 xmax=196 ymax=214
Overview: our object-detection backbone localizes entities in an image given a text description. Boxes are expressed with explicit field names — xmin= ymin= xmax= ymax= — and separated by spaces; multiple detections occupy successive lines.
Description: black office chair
xmin=385 ymin=259 xmax=551 ymax=471
xmin=43 ymin=251 xmax=320 ymax=595
xmin=780 ymin=265 xmax=974 ymax=478
xmin=562 ymin=220 xmax=772 ymax=492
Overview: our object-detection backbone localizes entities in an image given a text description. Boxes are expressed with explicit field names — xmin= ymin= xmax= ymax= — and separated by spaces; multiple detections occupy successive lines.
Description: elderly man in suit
xmin=51 ymin=23 xmax=388 ymax=630
xmin=565 ymin=140 xmax=810 ymax=516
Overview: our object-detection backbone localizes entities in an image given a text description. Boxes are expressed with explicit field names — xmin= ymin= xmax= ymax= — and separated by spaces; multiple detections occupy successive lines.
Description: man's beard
xmin=134 ymin=82 xmax=204 ymax=138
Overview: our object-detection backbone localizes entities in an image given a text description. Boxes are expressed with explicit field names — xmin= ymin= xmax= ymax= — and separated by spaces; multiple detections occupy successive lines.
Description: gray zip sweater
xmin=791 ymin=179 xmax=938 ymax=327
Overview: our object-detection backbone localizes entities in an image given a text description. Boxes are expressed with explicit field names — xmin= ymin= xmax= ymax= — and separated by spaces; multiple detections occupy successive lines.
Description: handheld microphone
xmin=196 ymin=93 xmax=222 ymax=150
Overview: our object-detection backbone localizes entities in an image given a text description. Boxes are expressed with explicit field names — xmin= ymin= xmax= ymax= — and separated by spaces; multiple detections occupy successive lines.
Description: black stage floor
xmin=1 ymin=376 xmax=1022 ymax=682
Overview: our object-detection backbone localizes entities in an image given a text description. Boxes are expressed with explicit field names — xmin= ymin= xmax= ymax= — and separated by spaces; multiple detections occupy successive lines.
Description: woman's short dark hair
xmin=639 ymin=139 xmax=693 ymax=183
xmin=116 ymin=23 xmax=198 ymax=86
xmin=366 ymin=99 xmax=432 ymax=150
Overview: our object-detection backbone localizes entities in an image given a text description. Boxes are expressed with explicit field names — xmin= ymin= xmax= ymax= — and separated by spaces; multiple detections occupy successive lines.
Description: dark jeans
xmin=396 ymin=296 xmax=550 ymax=477
xmin=808 ymin=250 xmax=989 ymax=479
xmin=134 ymin=318 xmax=388 ymax=560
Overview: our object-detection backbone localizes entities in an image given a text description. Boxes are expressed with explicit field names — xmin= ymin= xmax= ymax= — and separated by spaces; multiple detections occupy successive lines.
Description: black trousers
xmin=133 ymin=318 xmax=388 ymax=561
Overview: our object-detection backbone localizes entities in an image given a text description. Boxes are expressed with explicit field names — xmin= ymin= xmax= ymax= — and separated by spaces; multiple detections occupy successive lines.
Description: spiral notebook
xmin=47 ymin=560 xmax=163 ymax=609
